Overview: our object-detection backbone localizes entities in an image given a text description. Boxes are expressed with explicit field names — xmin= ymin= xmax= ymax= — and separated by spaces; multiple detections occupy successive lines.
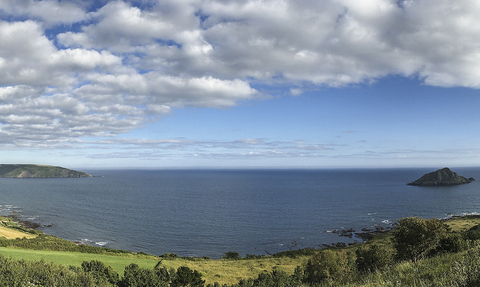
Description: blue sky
xmin=1 ymin=0 xmax=480 ymax=169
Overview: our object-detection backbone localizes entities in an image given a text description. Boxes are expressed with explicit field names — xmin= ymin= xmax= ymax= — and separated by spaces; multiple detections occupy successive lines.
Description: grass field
xmin=0 ymin=247 xmax=308 ymax=285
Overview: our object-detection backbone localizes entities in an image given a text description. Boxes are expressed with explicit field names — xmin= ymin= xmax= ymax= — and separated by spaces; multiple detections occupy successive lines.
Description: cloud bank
xmin=1 ymin=0 xmax=479 ymax=149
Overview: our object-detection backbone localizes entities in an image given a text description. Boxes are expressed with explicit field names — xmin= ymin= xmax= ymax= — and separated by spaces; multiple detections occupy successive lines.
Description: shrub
xmin=355 ymin=244 xmax=393 ymax=272
xmin=464 ymin=224 xmax=480 ymax=240
xmin=120 ymin=263 xmax=169 ymax=287
xmin=392 ymin=217 xmax=450 ymax=262
xmin=223 ymin=251 xmax=241 ymax=260
xmin=81 ymin=259 xmax=120 ymax=285
xmin=171 ymin=266 xmax=205 ymax=287
xmin=160 ymin=253 xmax=180 ymax=259
xmin=304 ymin=249 xmax=355 ymax=283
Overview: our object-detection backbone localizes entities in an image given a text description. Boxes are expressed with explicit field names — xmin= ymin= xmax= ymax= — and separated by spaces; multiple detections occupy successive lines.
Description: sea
xmin=1 ymin=167 xmax=480 ymax=259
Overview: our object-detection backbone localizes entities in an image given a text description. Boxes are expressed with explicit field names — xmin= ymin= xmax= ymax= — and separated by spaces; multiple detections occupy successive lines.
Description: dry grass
xmin=159 ymin=256 xmax=309 ymax=285
xmin=0 ymin=225 xmax=35 ymax=239
xmin=446 ymin=215 xmax=480 ymax=233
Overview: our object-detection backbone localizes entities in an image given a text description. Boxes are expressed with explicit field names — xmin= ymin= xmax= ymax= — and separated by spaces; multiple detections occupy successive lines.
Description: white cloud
xmin=0 ymin=0 xmax=87 ymax=26
xmin=1 ymin=0 xmax=480 ymax=149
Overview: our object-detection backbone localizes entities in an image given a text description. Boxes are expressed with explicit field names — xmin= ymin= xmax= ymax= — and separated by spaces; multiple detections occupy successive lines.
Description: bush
xmin=120 ymin=263 xmax=169 ymax=287
xmin=160 ymin=253 xmax=180 ymax=259
xmin=464 ymin=224 xmax=480 ymax=240
xmin=355 ymin=244 xmax=393 ymax=272
xmin=81 ymin=259 xmax=120 ymax=285
xmin=304 ymin=249 xmax=355 ymax=283
xmin=171 ymin=266 xmax=205 ymax=287
xmin=223 ymin=251 xmax=241 ymax=260
xmin=392 ymin=217 xmax=450 ymax=262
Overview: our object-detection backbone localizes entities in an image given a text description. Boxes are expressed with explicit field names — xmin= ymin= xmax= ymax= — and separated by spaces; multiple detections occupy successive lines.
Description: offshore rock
xmin=407 ymin=167 xmax=475 ymax=186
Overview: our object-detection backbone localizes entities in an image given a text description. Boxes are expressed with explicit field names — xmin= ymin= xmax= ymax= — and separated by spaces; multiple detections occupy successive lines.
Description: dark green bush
xmin=355 ymin=244 xmax=393 ymax=272
xmin=223 ymin=251 xmax=241 ymax=260
xmin=171 ymin=266 xmax=205 ymax=287
xmin=304 ymin=249 xmax=355 ymax=284
xmin=464 ymin=224 xmax=480 ymax=240
xmin=392 ymin=217 xmax=450 ymax=262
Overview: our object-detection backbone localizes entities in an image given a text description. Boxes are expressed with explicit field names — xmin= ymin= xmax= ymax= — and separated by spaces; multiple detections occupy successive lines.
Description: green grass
xmin=0 ymin=247 xmax=309 ymax=285
xmin=446 ymin=215 xmax=480 ymax=233
xmin=0 ymin=247 xmax=159 ymax=275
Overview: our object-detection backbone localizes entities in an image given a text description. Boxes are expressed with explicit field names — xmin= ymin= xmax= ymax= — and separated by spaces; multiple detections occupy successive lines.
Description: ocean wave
xmin=95 ymin=242 xmax=108 ymax=246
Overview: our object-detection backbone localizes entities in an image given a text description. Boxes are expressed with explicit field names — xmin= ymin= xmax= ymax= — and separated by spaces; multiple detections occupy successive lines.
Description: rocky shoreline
xmin=6 ymin=211 xmax=52 ymax=229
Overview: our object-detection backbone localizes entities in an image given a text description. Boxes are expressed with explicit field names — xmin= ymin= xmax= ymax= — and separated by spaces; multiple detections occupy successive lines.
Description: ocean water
xmin=0 ymin=167 xmax=480 ymax=258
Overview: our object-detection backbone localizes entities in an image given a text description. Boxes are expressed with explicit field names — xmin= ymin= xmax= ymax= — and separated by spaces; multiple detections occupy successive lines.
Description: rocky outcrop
xmin=0 ymin=164 xmax=92 ymax=178
xmin=407 ymin=167 xmax=475 ymax=186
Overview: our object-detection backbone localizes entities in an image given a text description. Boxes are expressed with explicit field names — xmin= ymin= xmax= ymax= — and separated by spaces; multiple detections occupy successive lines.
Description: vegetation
xmin=2 ymin=215 xmax=480 ymax=286
xmin=0 ymin=164 xmax=92 ymax=178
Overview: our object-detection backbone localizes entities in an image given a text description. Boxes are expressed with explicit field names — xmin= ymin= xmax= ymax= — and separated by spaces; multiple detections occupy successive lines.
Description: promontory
xmin=0 ymin=164 xmax=92 ymax=178
xmin=407 ymin=167 xmax=475 ymax=186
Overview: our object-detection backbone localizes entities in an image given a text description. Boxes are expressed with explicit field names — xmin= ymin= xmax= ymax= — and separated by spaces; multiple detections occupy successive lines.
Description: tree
xmin=392 ymin=217 xmax=450 ymax=262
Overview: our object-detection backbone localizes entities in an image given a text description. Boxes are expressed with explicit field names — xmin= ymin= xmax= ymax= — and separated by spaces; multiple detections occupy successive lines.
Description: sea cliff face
xmin=407 ymin=167 xmax=475 ymax=186
xmin=0 ymin=164 xmax=92 ymax=178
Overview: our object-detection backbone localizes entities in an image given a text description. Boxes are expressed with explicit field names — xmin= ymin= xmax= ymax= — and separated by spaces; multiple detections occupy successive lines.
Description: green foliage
xmin=464 ymin=224 xmax=480 ymax=240
xmin=82 ymin=260 xmax=120 ymax=286
xmin=392 ymin=217 xmax=450 ymax=262
xmin=171 ymin=266 xmax=205 ymax=287
xmin=160 ymin=253 xmax=180 ymax=259
xmin=223 ymin=252 xmax=241 ymax=260
xmin=355 ymin=244 xmax=393 ymax=272
xmin=304 ymin=249 xmax=355 ymax=284
xmin=120 ymin=263 xmax=169 ymax=287
xmin=272 ymin=247 xmax=317 ymax=258
xmin=0 ymin=253 xmax=97 ymax=286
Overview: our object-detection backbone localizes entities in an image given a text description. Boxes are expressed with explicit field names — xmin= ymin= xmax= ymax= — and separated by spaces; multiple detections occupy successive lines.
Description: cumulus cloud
xmin=1 ymin=0 xmax=480 ymax=148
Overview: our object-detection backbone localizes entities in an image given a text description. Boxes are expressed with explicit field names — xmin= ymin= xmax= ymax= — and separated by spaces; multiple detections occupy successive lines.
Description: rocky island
xmin=0 ymin=164 xmax=92 ymax=178
xmin=407 ymin=167 xmax=475 ymax=186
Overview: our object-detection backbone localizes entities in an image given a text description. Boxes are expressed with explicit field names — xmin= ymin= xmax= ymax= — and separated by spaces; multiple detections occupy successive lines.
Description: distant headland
xmin=407 ymin=167 xmax=475 ymax=186
xmin=0 ymin=164 xmax=93 ymax=178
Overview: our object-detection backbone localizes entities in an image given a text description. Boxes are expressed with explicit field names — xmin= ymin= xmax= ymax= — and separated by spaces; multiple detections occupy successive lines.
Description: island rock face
xmin=0 ymin=164 xmax=92 ymax=178
xmin=407 ymin=167 xmax=475 ymax=186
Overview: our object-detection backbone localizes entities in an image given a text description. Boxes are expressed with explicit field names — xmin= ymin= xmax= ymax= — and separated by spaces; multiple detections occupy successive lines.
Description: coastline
xmin=2 ymin=209 xmax=394 ymax=255
xmin=3 ymin=208 xmax=479 ymax=258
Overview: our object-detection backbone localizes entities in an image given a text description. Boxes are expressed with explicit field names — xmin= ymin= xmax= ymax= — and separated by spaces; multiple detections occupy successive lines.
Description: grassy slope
xmin=0 ymin=215 xmax=477 ymax=285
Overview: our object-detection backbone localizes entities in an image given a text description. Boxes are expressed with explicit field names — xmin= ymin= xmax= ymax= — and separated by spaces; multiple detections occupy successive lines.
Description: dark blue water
xmin=0 ymin=167 xmax=479 ymax=258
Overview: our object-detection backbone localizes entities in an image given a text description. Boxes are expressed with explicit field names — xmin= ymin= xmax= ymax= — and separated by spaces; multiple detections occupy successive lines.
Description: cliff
xmin=0 ymin=164 xmax=93 ymax=178
xmin=407 ymin=167 xmax=475 ymax=186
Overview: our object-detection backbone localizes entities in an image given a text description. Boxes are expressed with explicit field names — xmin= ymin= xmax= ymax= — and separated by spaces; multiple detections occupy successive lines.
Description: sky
xmin=1 ymin=0 xmax=480 ymax=169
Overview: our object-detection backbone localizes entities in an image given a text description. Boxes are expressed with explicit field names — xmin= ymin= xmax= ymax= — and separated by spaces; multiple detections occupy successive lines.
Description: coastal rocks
xmin=407 ymin=167 xmax=475 ymax=186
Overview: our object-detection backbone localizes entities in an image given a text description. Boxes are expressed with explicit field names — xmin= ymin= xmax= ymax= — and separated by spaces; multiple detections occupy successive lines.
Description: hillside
xmin=407 ymin=167 xmax=474 ymax=186
xmin=0 ymin=164 xmax=92 ymax=178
